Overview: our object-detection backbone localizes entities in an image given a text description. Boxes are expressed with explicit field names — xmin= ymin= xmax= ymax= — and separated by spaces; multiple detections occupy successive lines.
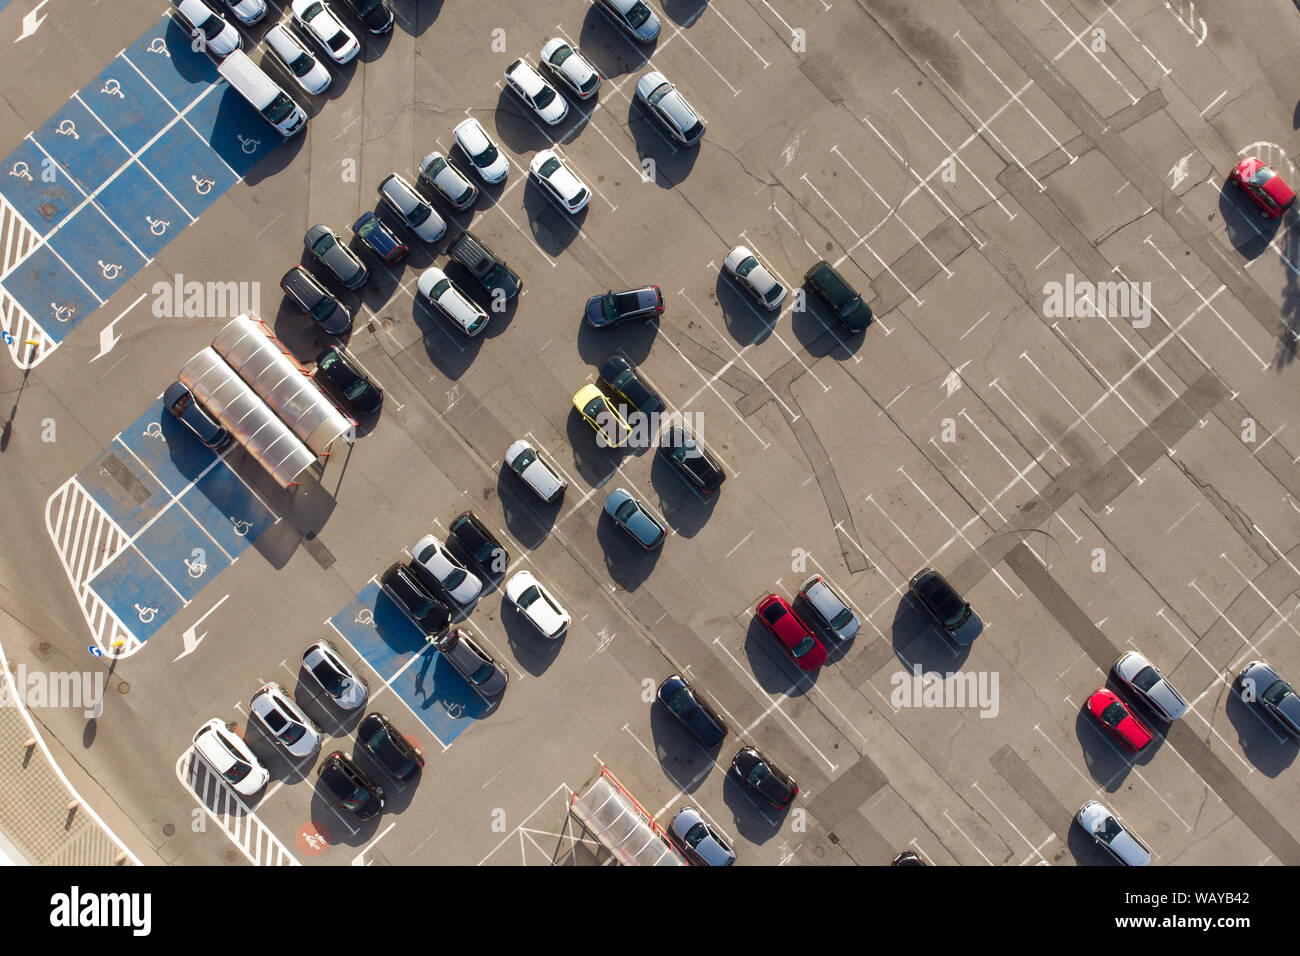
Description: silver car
xmin=669 ymin=807 xmax=736 ymax=866
xmin=1113 ymin=650 xmax=1187 ymax=722
xmin=411 ymin=533 xmax=482 ymax=605
xmin=249 ymin=682 xmax=322 ymax=758
xmin=635 ymin=71 xmax=704 ymax=146
xmin=417 ymin=151 xmax=479 ymax=209
xmin=1239 ymin=660 xmax=1300 ymax=738
xmin=723 ymin=244 xmax=787 ymax=310
xmin=433 ymin=627 xmax=508 ymax=696
xmin=305 ymin=224 xmax=368 ymax=289
xmin=595 ymin=0 xmax=660 ymax=42
xmin=1077 ymin=800 xmax=1150 ymax=866
xmin=302 ymin=639 xmax=368 ymax=709
xmin=378 ymin=173 xmax=446 ymax=243
xmin=797 ymin=574 xmax=860 ymax=641
xmin=540 ymin=38 xmax=601 ymax=99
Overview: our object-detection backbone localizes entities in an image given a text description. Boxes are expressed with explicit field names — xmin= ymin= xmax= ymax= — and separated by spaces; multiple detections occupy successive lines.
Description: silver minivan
xmin=505 ymin=439 xmax=567 ymax=503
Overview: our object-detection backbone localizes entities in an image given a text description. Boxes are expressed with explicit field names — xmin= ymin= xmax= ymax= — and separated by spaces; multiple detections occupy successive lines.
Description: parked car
xmin=540 ymin=38 xmax=601 ymax=99
xmin=281 ymin=265 xmax=351 ymax=335
xmin=249 ymin=682 xmax=321 ymax=758
xmin=529 ymin=149 xmax=590 ymax=214
xmin=658 ymin=425 xmax=725 ymax=495
xmin=756 ymin=594 xmax=826 ymax=671
xmin=907 ymin=567 xmax=982 ymax=646
xmin=505 ymin=570 xmax=570 ymax=639
xmin=604 ymin=488 xmax=666 ymax=550
xmin=724 ymin=244 xmax=787 ymax=310
xmin=656 ymin=674 xmax=725 ymax=748
xmin=302 ymin=639 xmax=368 ymax=709
xmin=358 ymin=713 xmax=424 ymax=782
xmin=378 ymin=173 xmax=446 ymax=243
xmin=315 ymin=345 xmax=382 ymax=416
xmin=594 ymin=0 xmax=660 ymax=43
xmin=584 ymin=285 xmax=663 ymax=327
xmin=597 ymin=355 xmax=663 ymax=417
xmin=447 ymin=231 xmax=521 ymax=299
xmin=1238 ymin=660 xmax=1300 ymax=738
xmin=1113 ymin=651 xmax=1188 ymax=722
xmin=222 ymin=0 xmax=266 ymax=25
xmin=1077 ymin=800 xmax=1150 ymax=866
xmin=417 ymin=266 xmax=488 ymax=336
xmin=170 ymin=0 xmax=241 ymax=58
xmin=453 ymin=117 xmax=509 ymax=184
xmin=505 ymin=58 xmax=568 ymax=125
xmin=1230 ymin=156 xmax=1296 ymax=219
xmin=573 ymin=384 xmax=631 ymax=448
xmin=339 ymin=0 xmax=392 ymax=33
xmin=731 ymin=747 xmax=798 ymax=809
xmin=891 ymin=851 xmax=926 ymax=866
xmin=192 ymin=718 xmax=269 ymax=797
xmin=669 ymin=807 xmax=735 ymax=866
xmin=305 ymin=224 xmax=368 ymax=289
xmin=433 ymin=627 xmax=508 ymax=696
xmin=1087 ymin=687 xmax=1154 ymax=753
xmin=635 ymin=71 xmax=705 ymax=146
xmin=411 ymin=533 xmax=482 ymax=605
xmin=380 ymin=561 xmax=452 ymax=636
xmin=163 ymin=381 xmax=232 ymax=450
xmin=797 ymin=574 xmax=860 ymax=641
xmin=504 ymin=439 xmax=567 ymax=503
xmin=317 ymin=751 xmax=385 ymax=819
xmin=804 ymin=259 xmax=873 ymax=332
xmin=417 ymin=151 xmax=479 ymax=210
xmin=291 ymin=0 xmax=360 ymax=65
xmin=352 ymin=211 xmax=408 ymax=266
xmin=448 ymin=510 xmax=509 ymax=577
xmin=265 ymin=23 xmax=331 ymax=95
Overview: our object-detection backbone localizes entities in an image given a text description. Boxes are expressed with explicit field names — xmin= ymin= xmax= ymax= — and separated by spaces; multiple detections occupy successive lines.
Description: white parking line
xmin=1040 ymin=0 xmax=1139 ymax=104
xmin=942 ymin=808 xmax=994 ymax=864
xmin=970 ymin=780 xmax=1053 ymax=863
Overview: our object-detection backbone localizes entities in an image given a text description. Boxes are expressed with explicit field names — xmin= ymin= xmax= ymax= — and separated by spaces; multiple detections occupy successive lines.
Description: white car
xmin=192 ymin=718 xmax=269 ymax=797
xmin=1114 ymin=650 xmax=1188 ymax=722
xmin=412 ymin=534 xmax=482 ymax=605
xmin=264 ymin=23 xmax=332 ymax=96
xmin=505 ymin=570 xmax=571 ymax=639
xmin=453 ymin=118 xmax=509 ymax=185
xmin=222 ymin=0 xmax=266 ymax=24
xmin=378 ymin=173 xmax=446 ymax=242
xmin=171 ymin=0 xmax=241 ymax=58
xmin=723 ymin=244 xmax=787 ymax=311
xmin=635 ymin=71 xmax=705 ymax=146
xmin=417 ymin=151 xmax=478 ymax=209
xmin=302 ymin=639 xmax=368 ymax=709
xmin=291 ymin=0 xmax=360 ymax=65
xmin=595 ymin=0 xmax=660 ymax=43
xmin=505 ymin=58 xmax=568 ymax=126
xmin=1077 ymin=800 xmax=1151 ymax=866
xmin=418 ymin=267 xmax=488 ymax=337
xmin=797 ymin=573 xmax=860 ymax=641
xmin=504 ymin=439 xmax=567 ymax=503
xmin=529 ymin=149 xmax=590 ymax=214
xmin=540 ymin=38 xmax=601 ymax=100
xmin=249 ymin=682 xmax=322 ymax=758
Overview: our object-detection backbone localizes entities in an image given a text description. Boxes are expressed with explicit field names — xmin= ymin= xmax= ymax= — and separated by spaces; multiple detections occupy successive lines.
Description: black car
xmin=448 ymin=510 xmax=509 ymax=577
xmin=163 ymin=381 xmax=232 ymax=450
xmin=658 ymin=426 xmax=725 ymax=495
xmin=657 ymin=674 xmax=726 ymax=748
xmin=584 ymin=285 xmax=663 ymax=328
xmin=730 ymin=747 xmax=798 ymax=809
xmin=339 ymin=0 xmax=392 ymax=33
xmin=380 ymin=561 xmax=452 ymax=636
xmin=597 ymin=355 xmax=664 ymax=417
xmin=317 ymin=751 xmax=385 ymax=820
xmin=280 ymin=265 xmax=351 ymax=335
xmin=447 ymin=231 xmax=522 ymax=301
xmin=358 ymin=712 xmax=424 ymax=782
xmin=908 ymin=567 xmax=983 ymax=646
xmin=891 ymin=851 xmax=926 ymax=866
xmin=314 ymin=346 xmax=383 ymax=417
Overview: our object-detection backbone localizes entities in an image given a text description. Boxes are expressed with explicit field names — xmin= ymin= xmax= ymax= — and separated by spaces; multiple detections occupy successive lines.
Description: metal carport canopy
xmin=570 ymin=769 xmax=685 ymax=865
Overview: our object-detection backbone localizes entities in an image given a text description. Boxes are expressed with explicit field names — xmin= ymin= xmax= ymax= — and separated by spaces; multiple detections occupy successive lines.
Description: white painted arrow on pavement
xmin=14 ymin=0 xmax=51 ymax=43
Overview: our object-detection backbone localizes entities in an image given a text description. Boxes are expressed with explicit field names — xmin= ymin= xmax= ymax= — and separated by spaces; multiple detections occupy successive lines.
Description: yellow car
xmin=573 ymin=384 xmax=630 ymax=448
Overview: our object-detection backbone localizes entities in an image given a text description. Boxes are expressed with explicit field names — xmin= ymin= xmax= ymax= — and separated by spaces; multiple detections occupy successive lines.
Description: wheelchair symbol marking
xmin=147 ymin=37 xmax=170 ymax=57
xmin=99 ymin=260 xmax=121 ymax=280
xmin=443 ymin=700 xmax=464 ymax=719
xmin=147 ymin=215 xmax=169 ymax=236
xmin=56 ymin=119 xmax=79 ymax=140
xmin=143 ymin=422 xmax=164 ymax=440
xmin=355 ymin=608 xmax=374 ymax=625
xmin=230 ymin=517 xmax=252 ymax=536
xmin=192 ymin=175 xmax=215 ymax=195
xmin=134 ymin=603 xmax=158 ymax=623
xmin=237 ymin=134 xmax=260 ymax=155
xmin=50 ymin=302 xmax=75 ymax=323
xmin=9 ymin=161 xmax=31 ymax=182
xmin=101 ymin=79 xmax=124 ymax=99
xmin=185 ymin=556 xmax=206 ymax=578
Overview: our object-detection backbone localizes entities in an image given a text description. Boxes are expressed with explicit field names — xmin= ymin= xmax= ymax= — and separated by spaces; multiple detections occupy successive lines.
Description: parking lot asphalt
xmin=4 ymin=0 xmax=1300 ymax=867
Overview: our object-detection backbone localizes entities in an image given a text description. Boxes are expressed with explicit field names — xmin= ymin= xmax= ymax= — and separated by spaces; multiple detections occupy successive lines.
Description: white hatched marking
xmin=176 ymin=749 xmax=299 ymax=866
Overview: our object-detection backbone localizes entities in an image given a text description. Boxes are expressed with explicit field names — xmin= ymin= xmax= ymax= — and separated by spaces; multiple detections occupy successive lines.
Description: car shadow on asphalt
xmin=594 ymin=505 xmax=662 ymax=590
xmin=742 ymin=617 xmax=818 ymax=695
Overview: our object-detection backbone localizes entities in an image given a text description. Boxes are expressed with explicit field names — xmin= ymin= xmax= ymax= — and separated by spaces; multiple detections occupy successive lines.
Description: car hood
xmin=950 ymin=607 xmax=983 ymax=645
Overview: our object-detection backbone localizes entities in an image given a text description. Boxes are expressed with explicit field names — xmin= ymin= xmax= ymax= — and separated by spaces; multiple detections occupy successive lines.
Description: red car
xmin=1087 ymin=688 xmax=1153 ymax=753
xmin=756 ymin=595 xmax=826 ymax=671
xmin=1230 ymin=157 xmax=1296 ymax=219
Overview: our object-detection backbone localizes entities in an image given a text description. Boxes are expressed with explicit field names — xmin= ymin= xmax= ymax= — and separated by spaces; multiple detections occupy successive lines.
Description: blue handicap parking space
xmin=85 ymin=549 xmax=185 ymax=643
xmin=75 ymin=446 xmax=171 ymax=535
xmin=82 ymin=59 xmax=174 ymax=155
xmin=33 ymin=100 xmax=131 ymax=196
xmin=46 ymin=203 xmax=146 ymax=302
xmin=184 ymin=83 xmax=282 ymax=177
xmin=0 ymin=245 xmax=101 ymax=344
xmin=0 ymin=139 xmax=82 ymax=236
xmin=131 ymin=503 xmax=231 ymax=602
xmin=93 ymin=161 xmax=192 ymax=258
xmin=140 ymin=123 xmax=238 ymax=219
xmin=388 ymin=648 xmax=489 ymax=747
xmin=184 ymin=467 xmax=276 ymax=557
xmin=331 ymin=582 xmax=428 ymax=683
xmin=115 ymin=401 xmax=218 ymax=498
xmin=123 ymin=16 xmax=222 ymax=110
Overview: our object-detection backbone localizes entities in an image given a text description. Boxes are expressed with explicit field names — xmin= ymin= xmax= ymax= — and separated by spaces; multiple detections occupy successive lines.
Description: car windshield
xmin=1262 ymin=679 xmax=1294 ymax=707
xmin=1131 ymin=665 xmax=1161 ymax=693
xmin=583 ymin=397 xmax=606 ymax=420
xmin=311 ymin=233 xmax=336 ymax=256
xmin=353 ymin=0 xmax=383 ymax=14
xmin=223 ymin=759 xmax=252 ymax=784
xmin=357 ymin=218 xmax=380 ymax=240
xmin=264 ymin=92 xmax=298 ymax=125
xmin=196 ymin=16 xmax=223 ymax=40
xmin=328 ymin=31 xmax=349 ymax=51
xmin=684 ymin=822 xmax=709 ymax=848
xmin=764 ymin=283 xmax=785 ymax=305
xmin=518 ymin=585 xmax=540 ymax=609
xmin=647 ymin=83 xmax=670 ymax=107
xmin=471 ymin=661 xmax=495 ymax=685
xmin=791 ymin=635 xmax=817 ymax=658
xmin=682 ymin=120 xmax=704 ymax=141
xmin=287 ymin=51 xmax=313 ymax=77
xmin=627 ymin=1 xmax=652 ymax=27
xmin=1100 ymin=701 xmax=1128 ymax=728
xmin=734 ymin=256 xmax=759 ymax=277
xmin=552 ymin=45 xmax=572 ymax=65
xmin=317 ymin=350 xmax=338 ymax=372
xmin=830 ymin=606 xmax=854 ymax=629
xmin=470 ymin=140 xmax=498 ymax=167
xmin=534 ymin=85 xmax=556 ymax=109
xmin=838 ymin=294 xmax=864 ymax=318
xmin=745 ymin=762 xmax=770 ymax=788
xmin=425 ymin=156 xmax=447 ymax=178
xmin=512 ymin=448 xmax=536 ymax=473
xmin=666 ymin=687 xmax=695 ymax=717
xmin=1249 ymin=167 xmax=1274 ymax=187
xmin=312 ymin=657 xmax=348 ymax=695
xmin=341 ymin=784 xmax=369 ymax=811
xmin=279 ymin=719 xmax=306 ymax=745
xmin=484 ymin=262 xmax=513 ymax=289
xmin=600 ymin=295 xmax=621 ymax=322
xmin=539 ymin=156 xmax=562 ymax=178
xmin=431 ymin=278 xmax=452 ymax=298
xmin=1098 ymin=815 xmax=1122 ymax=842
xmin=303 ymin=1 xmax=324 ymax=17
xmin=443 ymin=568 xmax=466 ymax=589
xmin=344 ymin=378 xmax=369 ymax=400
xmin=405 ymin=200 xmax=430 ymax=225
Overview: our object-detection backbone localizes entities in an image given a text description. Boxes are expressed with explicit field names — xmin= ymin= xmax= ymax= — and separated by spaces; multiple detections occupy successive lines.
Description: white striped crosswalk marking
xmin=175 ymin=749 xmax=300 ymax=866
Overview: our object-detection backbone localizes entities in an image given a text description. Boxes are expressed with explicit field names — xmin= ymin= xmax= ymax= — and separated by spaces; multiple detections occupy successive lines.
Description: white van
xmin=217 ymin=48 xmax=307 ymax=138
